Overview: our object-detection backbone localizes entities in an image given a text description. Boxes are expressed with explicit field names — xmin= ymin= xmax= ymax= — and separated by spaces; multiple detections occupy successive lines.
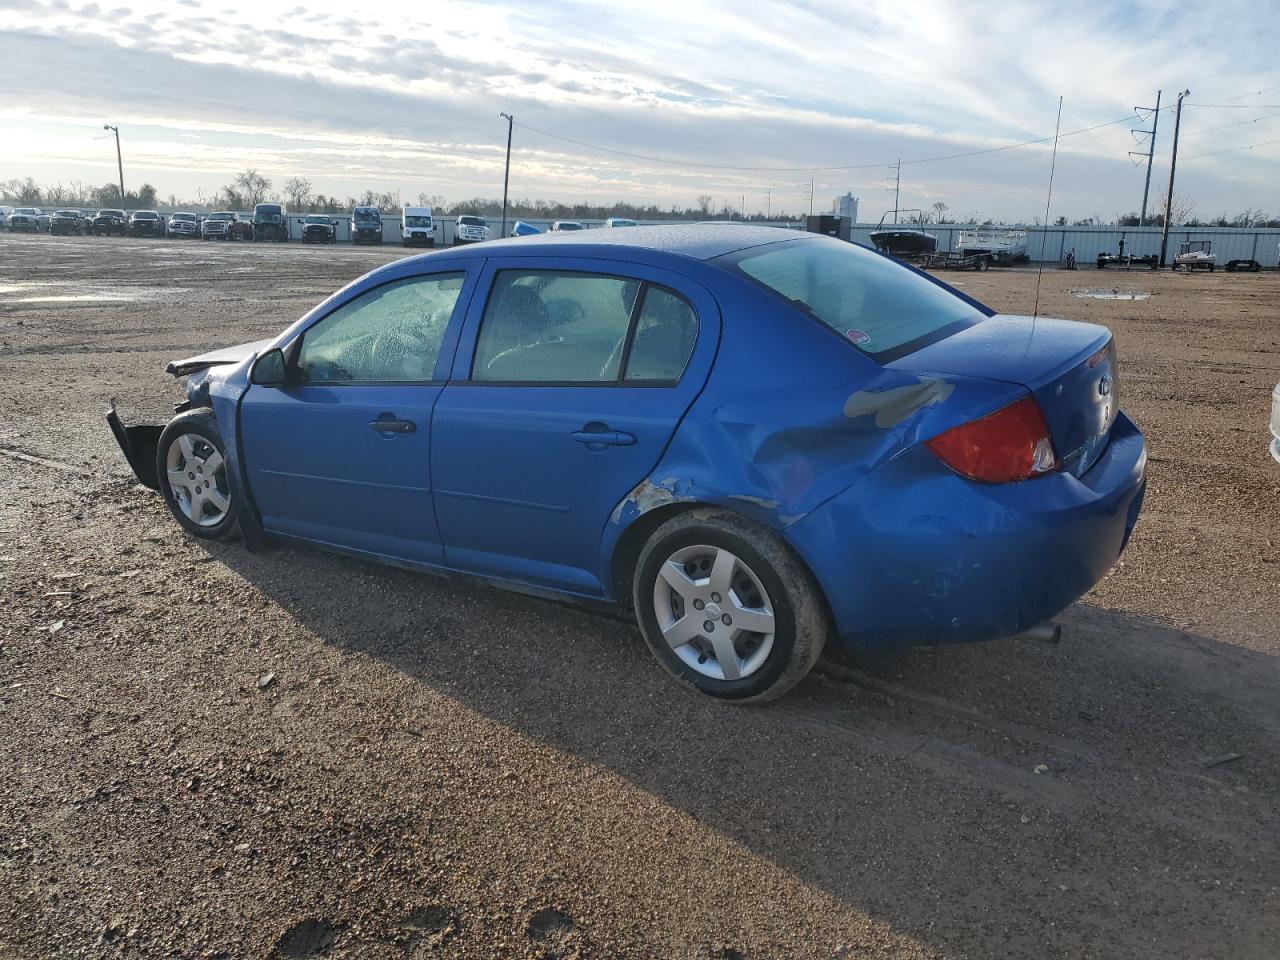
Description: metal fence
xmin=842 ymin=224 xmax=1280 ymax=266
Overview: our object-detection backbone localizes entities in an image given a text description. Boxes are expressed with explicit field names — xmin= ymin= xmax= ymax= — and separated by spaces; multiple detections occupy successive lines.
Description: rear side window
xmin=474 ymin=271 xmax=640 ymax=382
xmin=297 ymin=273 xmax=465 ymax=383
xmin=624 ymin=286 xmax=698 ymax=381
xmin=732 ymin=238 xmax=985 ymax=361
xmin=472 ymin=271 xmax=699 ymax=384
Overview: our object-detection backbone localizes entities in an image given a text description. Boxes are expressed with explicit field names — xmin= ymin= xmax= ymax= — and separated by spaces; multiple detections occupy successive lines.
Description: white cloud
xmin=0 ymin=0 xmax=1275 ymax=218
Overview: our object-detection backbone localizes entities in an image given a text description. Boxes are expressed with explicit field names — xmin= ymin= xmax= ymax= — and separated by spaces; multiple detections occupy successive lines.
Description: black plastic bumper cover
xmin=106 ymin=400 xmax=162 ymax=490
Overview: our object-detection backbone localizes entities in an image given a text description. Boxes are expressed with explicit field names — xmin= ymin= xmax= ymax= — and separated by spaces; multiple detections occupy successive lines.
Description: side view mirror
xmin=250 ymin=347 xmax=287 ymax=386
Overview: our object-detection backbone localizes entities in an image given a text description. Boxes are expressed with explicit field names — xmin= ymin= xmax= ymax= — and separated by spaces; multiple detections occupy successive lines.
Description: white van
xmin=402 ymin=206 xmax=435 ymax=248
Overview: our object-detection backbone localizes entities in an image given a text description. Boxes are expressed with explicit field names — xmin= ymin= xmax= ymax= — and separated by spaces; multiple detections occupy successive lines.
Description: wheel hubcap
xmin=165 ymin=433 xmax=231 ymax=527
xmin=651 ymin=544 xmax=776 ymax=681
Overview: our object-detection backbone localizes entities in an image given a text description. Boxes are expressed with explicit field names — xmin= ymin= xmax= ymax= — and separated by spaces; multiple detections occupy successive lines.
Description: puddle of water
xmin=1072 ymin=288 xmax=1150 ymax=300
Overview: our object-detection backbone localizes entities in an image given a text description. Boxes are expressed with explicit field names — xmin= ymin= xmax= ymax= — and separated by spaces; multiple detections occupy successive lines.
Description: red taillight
xmin=925 ymin=396 xmax=1058 ymax=483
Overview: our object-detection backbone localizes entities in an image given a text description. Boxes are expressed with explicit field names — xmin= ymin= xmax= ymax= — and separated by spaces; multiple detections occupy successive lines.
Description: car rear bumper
xmin=785 ymin=411 xmax=1147 ymax=651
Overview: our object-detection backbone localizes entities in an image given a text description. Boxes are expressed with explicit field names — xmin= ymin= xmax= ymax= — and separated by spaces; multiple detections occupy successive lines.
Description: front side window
xmin=296 ymin=273 xmax=465 ymax=383
xmin=473 ymin=271 xmax=640 ymax=382
xmin=732 ymin=238 xmax=986 ymax=361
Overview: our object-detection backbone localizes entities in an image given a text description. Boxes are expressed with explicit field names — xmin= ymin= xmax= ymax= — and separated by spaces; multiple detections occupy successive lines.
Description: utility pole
xmin=891 ymin=158 xmax=901 ymax=223
xmin=1158 ymin=89 xmax=1190 ymax=268
xmin=763 ymin=187 xmax=771 ymax=219
xmin=499 ymin=112 xmax=513 ymax=239
xmin=740 ymin=194 xmax=745 ymax=220
xmin=808 ymin=179 xmax=814 ymax=217
xmin=103 ymin=124 xmax=124 ymax=206
xmin=1131 ymin=90 xmax=1161 ymax=226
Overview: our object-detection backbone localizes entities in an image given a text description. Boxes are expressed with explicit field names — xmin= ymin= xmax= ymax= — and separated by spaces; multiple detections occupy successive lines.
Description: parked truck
xmin=252 ymin=203 xmax=288 ymax=242
xmin=352 ymin=206 xmax=383 ymax=245
xmin=401 ymin=206 xmax=434 ymax=247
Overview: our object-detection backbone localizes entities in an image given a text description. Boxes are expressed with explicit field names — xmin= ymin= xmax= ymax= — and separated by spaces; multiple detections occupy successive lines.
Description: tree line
xmin=4 ymin=171 xmax=1279 ymax=227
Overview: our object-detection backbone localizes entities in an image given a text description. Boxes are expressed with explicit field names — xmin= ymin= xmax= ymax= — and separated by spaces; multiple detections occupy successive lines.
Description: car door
xmin=239 ymin=268 xmax=476 ymax=565
xmin=431 ymin=257 xmax=719 ymax=595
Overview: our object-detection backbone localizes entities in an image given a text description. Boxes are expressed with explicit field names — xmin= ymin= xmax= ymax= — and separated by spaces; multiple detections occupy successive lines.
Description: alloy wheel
xmin=651 ymin=544 xmax=776 ymax=681
xmin=165 ymin=433 xmax=231 ymax=527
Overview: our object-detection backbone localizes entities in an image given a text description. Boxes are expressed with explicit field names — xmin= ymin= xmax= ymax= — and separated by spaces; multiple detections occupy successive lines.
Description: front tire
xmin=155 ymin=409 xmax=239 ymax=540
xmin=633 ymin=509 xmax=827 ymax=703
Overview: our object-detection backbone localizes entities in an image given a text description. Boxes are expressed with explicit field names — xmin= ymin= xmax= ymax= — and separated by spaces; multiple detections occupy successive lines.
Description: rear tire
xmin=633 ymin=509 xmax=828 ymax=703
xmin=155 ymin=409 xmax=239 ymax=541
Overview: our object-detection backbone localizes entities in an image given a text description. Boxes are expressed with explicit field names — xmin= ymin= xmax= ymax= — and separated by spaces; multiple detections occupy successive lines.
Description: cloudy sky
xmin=1 ymin=0 xmax=1276 ymax=220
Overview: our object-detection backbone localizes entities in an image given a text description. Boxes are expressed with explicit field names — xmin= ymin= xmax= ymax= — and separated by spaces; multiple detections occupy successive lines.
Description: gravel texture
xmin=0 ymin=235 xmax=1277 ymax=959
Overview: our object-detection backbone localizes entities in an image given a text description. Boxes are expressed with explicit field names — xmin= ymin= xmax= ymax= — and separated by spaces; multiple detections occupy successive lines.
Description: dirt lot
xmin=1 ymin=234 xmax=1277 ymax=959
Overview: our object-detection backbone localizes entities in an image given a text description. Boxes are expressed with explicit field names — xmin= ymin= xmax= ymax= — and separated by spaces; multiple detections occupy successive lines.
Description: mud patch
xmin=274 ymin=918 xmax=337 ymax=957
xmin=528 ymin=906 xmax=576 ymax=942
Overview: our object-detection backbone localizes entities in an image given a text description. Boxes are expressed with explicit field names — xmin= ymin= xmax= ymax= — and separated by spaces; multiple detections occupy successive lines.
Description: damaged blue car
xmin=109 ymin=225 xmax=1146 ymax=702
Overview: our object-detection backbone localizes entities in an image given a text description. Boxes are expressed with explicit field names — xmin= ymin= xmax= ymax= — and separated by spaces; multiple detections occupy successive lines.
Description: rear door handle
xmin=368 ymin=418 xmax=416 ymax=434
xmin=572 ymin=429 xmax=636 ymax=447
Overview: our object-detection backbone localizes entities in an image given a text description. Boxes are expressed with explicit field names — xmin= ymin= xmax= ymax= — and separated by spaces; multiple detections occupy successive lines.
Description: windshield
xmin=99 ymin=210 xmax=124 ymax=217
xmin=133 ymin=212 xmax=158 ymax=219
xmin=172 ymin=213 xmax=196 ymax=222
xmin=305 ymin=216 xmax=330 ymax=224
xmin=459 ymin=216 xmax=486 ymax=226
xmin=354 ymin=208 xmax=380 ymax=219
xmin=556 ymin=222 xmax=584 ymax=230
xmin=209 ymin=212 xmax=233 ymax=221
xmin=54 ymin=210 xmax=78 ymax=217
xmin=730 ymin=238 xmax=987 ymax=362
xmin=404 ymin=215 xmax=431 ymax=227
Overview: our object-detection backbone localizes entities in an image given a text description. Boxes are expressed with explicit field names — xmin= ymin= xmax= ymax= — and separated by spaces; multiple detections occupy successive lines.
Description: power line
xmin=512 ymin=112 xmax=1143 ymax=174
xmin=1182 ymin=111 xmax=1280 ymax=137
xmin=1181 ymin=137 xmax=1280 ymax=161
xmin=509 ymin=82 xmax=1277 ymax=177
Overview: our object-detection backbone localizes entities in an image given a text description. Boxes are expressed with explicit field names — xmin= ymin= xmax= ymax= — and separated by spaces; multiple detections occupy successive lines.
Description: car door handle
xmin=572 ymin=429 xmax=636 ymax=447
xmin=368 ymin=418 xmax=416 ymax=434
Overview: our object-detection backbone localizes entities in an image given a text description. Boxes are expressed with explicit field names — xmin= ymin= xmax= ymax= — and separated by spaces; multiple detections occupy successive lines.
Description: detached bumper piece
xmin=106 ymin=399 xmax=162 ymax=490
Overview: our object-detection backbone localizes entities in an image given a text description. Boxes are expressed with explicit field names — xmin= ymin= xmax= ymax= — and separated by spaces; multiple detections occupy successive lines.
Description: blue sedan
xmin=108 ymin=226 xmax=1146 ymax=702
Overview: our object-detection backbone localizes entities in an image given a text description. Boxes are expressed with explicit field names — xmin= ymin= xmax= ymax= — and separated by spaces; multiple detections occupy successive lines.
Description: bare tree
xmin=284 ymin=176 xmax=313 ymax=212
xmin=232 ymin=169 xmax=272 ymax=208
xmin=931 ymin=201 xmax=949 ymax=223
xmin=696 ymin=194 xmax=713 ymax=217
xmin=1157 ymin=191 xmax=1196 ymax=227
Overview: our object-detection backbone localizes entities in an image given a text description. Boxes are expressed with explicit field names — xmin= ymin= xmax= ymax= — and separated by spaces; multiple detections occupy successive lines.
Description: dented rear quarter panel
xmin=598 ymin=268 xmax=1026 ymax=585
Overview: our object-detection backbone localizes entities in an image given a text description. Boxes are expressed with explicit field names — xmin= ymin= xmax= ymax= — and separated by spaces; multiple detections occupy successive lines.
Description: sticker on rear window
xmin=845 ymin=329 xmax=871 ymax=345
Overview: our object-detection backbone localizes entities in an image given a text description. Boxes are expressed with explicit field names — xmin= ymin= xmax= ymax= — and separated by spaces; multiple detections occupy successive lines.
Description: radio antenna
xmin=1032 ymin=96 xmax=1064 ymax=320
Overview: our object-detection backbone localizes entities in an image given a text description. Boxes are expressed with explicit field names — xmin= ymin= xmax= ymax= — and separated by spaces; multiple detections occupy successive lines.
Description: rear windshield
xmin=729 ymin=238 xmax=987 ymax=362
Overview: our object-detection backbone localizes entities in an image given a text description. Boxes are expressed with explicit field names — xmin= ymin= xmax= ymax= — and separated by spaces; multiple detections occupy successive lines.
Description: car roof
xmin=467 ymin=223 xmax=802 ymax=261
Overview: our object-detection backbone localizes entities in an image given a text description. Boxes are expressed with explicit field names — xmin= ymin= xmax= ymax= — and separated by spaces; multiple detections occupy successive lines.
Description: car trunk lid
xmin=889 ymin=314 xmax=1117 ymax=477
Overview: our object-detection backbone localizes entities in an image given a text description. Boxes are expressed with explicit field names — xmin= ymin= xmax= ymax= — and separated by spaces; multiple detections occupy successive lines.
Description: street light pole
xmin=103 ymin=124 xmax=124 ymax=206
xmin=499 ymin=112 xmax=513 ymax=239
xmin=1158 ymin=89 xmax=1190 ymax=268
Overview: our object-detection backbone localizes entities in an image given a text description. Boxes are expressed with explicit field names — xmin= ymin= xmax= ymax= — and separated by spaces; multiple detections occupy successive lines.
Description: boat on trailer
xmin=956 ymin=227 xmax=1028 ymax=265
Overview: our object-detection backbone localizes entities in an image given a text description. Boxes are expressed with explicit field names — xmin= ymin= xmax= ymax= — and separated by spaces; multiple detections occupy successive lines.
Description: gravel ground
xmin=1 ymin=234 xmax=1277 ymax=959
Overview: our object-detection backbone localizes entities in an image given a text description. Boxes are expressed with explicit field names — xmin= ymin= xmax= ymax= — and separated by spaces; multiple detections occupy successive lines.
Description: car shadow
xmin=203 ymin=535 xmax=1280 ymax=959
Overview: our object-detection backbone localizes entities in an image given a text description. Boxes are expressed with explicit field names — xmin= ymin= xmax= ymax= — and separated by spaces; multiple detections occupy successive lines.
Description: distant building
xmin=834 ymin=193 xmax=859 ymax=221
